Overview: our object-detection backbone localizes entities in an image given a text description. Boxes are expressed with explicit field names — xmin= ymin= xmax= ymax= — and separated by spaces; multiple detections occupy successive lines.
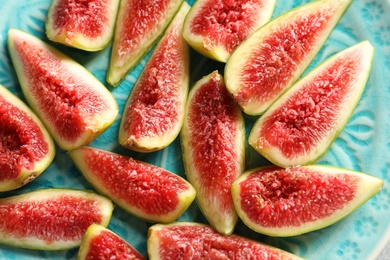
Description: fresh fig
xmin=68 ymin=146 xmax=196 ymax=223
xmin=248 ymin=41 xmax=374 ymax=167
xmin=231 ymin=165 xmax=383 ymax=237
xmin=0 ymin=188 xmax=113 ymax=250
xmin=181 ymin=71 xmax=245 ymax=235
xmin=7 ymin=29 xmax=118 ymax=151
xmin=182 ymin=0 xmax=276 ymax=62
xmin=107 ymin=0 xmax=184 ymax=86
xmin=118 ymin=2 xmax=190 ymax=152
xmin=0 ymin=84 xmax=55 ymax=192
xmin=147 ymin=222 xmax=304 ymax=259
xmin=46 ymin=0 xmax=121 ymax=51
xmin=78 ymin=224 xmax=145 ymax=260
xmin=224 ymin=0 xmax=353 ymax=115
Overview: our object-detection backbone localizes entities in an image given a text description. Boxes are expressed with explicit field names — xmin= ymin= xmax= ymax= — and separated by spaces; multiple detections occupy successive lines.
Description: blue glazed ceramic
xmin=0 ymin=0 xmax=389 ymax=259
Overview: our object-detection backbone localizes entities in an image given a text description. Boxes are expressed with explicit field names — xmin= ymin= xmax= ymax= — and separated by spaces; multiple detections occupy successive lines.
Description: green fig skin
xmin=248 ymin=41 xmax=374 ymax=168
xmin=0 ymin=84 xmax=55 ymax=192
xmin=107 ymin=0 xmax=184 ymax=86
xmin=46 ymin=0 xmax=121 ymax=51
xmin=181 ymin=71 xmax=246 ymax=235
xmin=68 ymin=147 xmax=196 ymax=224
xmin=182 ymin=0 xmax=277 ymax=62
xmin=147 ymin=222 xmax=305 ymax=259
xmin=7 ymin=29 xmax=118 ymax=151
xmin=0 ymin=189 xmax=113 ymax=250
xmin=225 ymin=0 xmax=353 ymax=116
xmin=118 ymin=2 xmax=190 ymax=152
xmin=231 ymin=165 xmax=383 ymax=237
xmin=78 ymin=224 xmax=145 ymax=260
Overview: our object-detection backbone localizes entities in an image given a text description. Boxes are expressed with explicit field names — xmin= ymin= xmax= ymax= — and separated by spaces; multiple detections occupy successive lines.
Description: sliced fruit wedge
xmin=248 ymin=41 xmax=374 ymax=167
xmin=182 ymin=0 xmax=277 ymax=62
xmin=118 ymin=2 xmax=190 ymax=152
xmin=181 ymin=71 xmax=245 ymax=235
xmin=78 ymin=224 xmax=145 ymax=260
xmin=107 ymin=0 xmax=184 ymax=86
xmin=0 ymin=84 xmax=55 ymax=192
xmin=231 ymin=165 xmax=383 ymax=237
xmin=46 ymin=0 xmax=121 ymax=51
xmin=7 ymin=29 xmax=118 ymax=151
xmin=147 ymin=222 xmax=304 ymax=259
xmin=225 ymin=0 xmax=353 ymax=115
xmin=68 ymin=147 xmax=196 ymax=223
xmin=0 ymin=189 xmax=113 ymax=250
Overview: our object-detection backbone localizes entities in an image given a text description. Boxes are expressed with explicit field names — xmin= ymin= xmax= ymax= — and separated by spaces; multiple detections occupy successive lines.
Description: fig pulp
xmin=7 ymin=29 xmax=118 ymax=151
xmin=68 ymin=147 xmax=196 ymax=223
xmin=147 ymin=222 xmax=304 ymax=259
xmin=225 ymin=0 xmax=353 ymax=115
xmin=181 ymin=71 xmax=245 ymax=235
xmin=0 ymin=189 xmax=113 ymax=250
xmin=0 ymin=84 xmax=55 ymax=192
xmin=231 ymin=165 xmax=383 ymax=237
xmin=78 ymin=224 xmax=145 ymax=260
xmin=119 ymin=2 xmax=190 ymax=152
xmin=46 ymin=0 xmax=121 ymax=51
xmin=182 ymin=0 xmax=277 ymax=62
xmin=249 ymin=41 xmax=374 ymax=167
xmin=107 ymin=0 xmax=184 ymax=86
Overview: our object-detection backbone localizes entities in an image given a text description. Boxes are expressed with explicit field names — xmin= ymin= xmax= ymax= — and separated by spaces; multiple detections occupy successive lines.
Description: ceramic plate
xmin=0 ymin=0 xmax=389 ymax=259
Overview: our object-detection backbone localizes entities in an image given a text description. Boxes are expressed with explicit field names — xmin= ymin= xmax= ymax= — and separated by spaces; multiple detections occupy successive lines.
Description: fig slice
xmin=118 ymin=2 xmax=190 ymax=152
xmin=182 ymin=0 xmax=277 ymax=63
xmin=46 ymin=0 xmax=121 ymax=51
xmin=248 ymin=41 xmax=374 ymax=167
xmin=78 ymin=224 xmax=145 ymax=260
xmin=68 ymin=146 xmax=196 ymax=223
xmin=181 ymin=71 xmax=245 ymax=235
xmin=147 ymin=222 xmax=304 ymax=259
xmin=0 ymin=84 xmax=55 ymax=192
xmin=107 ymin=0 xmax=184 ymax=86
xmin=0 ymin=188 xmax=113 ymax=250
xmin=225 ymin=0 xmax=353 ymax=115
xmin=231 ymin=165 xmax=384 ymax=237
xmin=7 ymin=29 xmax=118 ymax=151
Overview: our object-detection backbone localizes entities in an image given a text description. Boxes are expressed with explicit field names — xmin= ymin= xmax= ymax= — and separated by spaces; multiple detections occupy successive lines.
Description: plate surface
xmin=1 ymin=0 xmax=389 ymax=259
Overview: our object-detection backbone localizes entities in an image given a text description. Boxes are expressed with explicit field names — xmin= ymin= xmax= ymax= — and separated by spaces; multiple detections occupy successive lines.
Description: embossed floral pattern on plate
xmin=0 ymin=0 xmax=389 ymax=259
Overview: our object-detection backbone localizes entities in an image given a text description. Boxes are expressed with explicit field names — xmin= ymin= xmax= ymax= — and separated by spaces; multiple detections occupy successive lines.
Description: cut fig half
xmin=7 ymin=29 xmax=118 ymax=151
xmin=68 ymin=147 xmax=196 ymax=223
xmin=46 ymin=0 xmax=121 ymax=51
xmin=248 ymin=41 xmax=374 ymax=167
xmin=0 ymin=189 xmax=113 ymax=250
xmin=78 ymin=224 xmax=145 ymax=260
xmin=225 ymin=0 xmax=353 ymax=115
xmin=147 ymin=222 xmax=304 ymax=259
xmin=182 ymin=0 xmax=277 ymax=62
xmin=231 ymin=165 xmax=383 ymax=237
xmin=118 ymin=2 xmax=190 ymax=152
xmin=107 ymin=0 xmax=184 ymax=86
xmin=181 ymin=71 xmax=245 ymax=235
xmin=0 ymin=84 xmax=55 ymax=192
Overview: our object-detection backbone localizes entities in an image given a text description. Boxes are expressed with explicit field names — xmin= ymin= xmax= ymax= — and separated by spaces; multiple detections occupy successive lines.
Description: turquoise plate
xmin=0 ymin=0 xmax=389 ymax=259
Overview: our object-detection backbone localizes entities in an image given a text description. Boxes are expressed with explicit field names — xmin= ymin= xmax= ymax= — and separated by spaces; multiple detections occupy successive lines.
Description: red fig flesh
xmin=0 ymin=189 xmax=113 ymax=250
xmin=119 ymin=2 xmax=190 ymax=152
xmin=181 ymin=71 xmax=245 ymax=235
xmin=225 ymin=0 xmax=353 ymax=115
xmin=69 ymin=147 xmax=196 ymax=223
xmin=78 ymin=224 xmax=145 ymax=260
xmin=107 ymin=0 xmax=184 ymax=86
xmin=46 ymin=0 xmax=121 ymax=51
xmin=7 ymin=29 xmax=118 ymax=151
xmin=0 ymin=84 xmax=55 ymax=192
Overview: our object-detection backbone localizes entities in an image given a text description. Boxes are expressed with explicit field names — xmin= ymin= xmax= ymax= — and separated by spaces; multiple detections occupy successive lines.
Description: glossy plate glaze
xmin=0 ymin=0 xmax=389 ymax=259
